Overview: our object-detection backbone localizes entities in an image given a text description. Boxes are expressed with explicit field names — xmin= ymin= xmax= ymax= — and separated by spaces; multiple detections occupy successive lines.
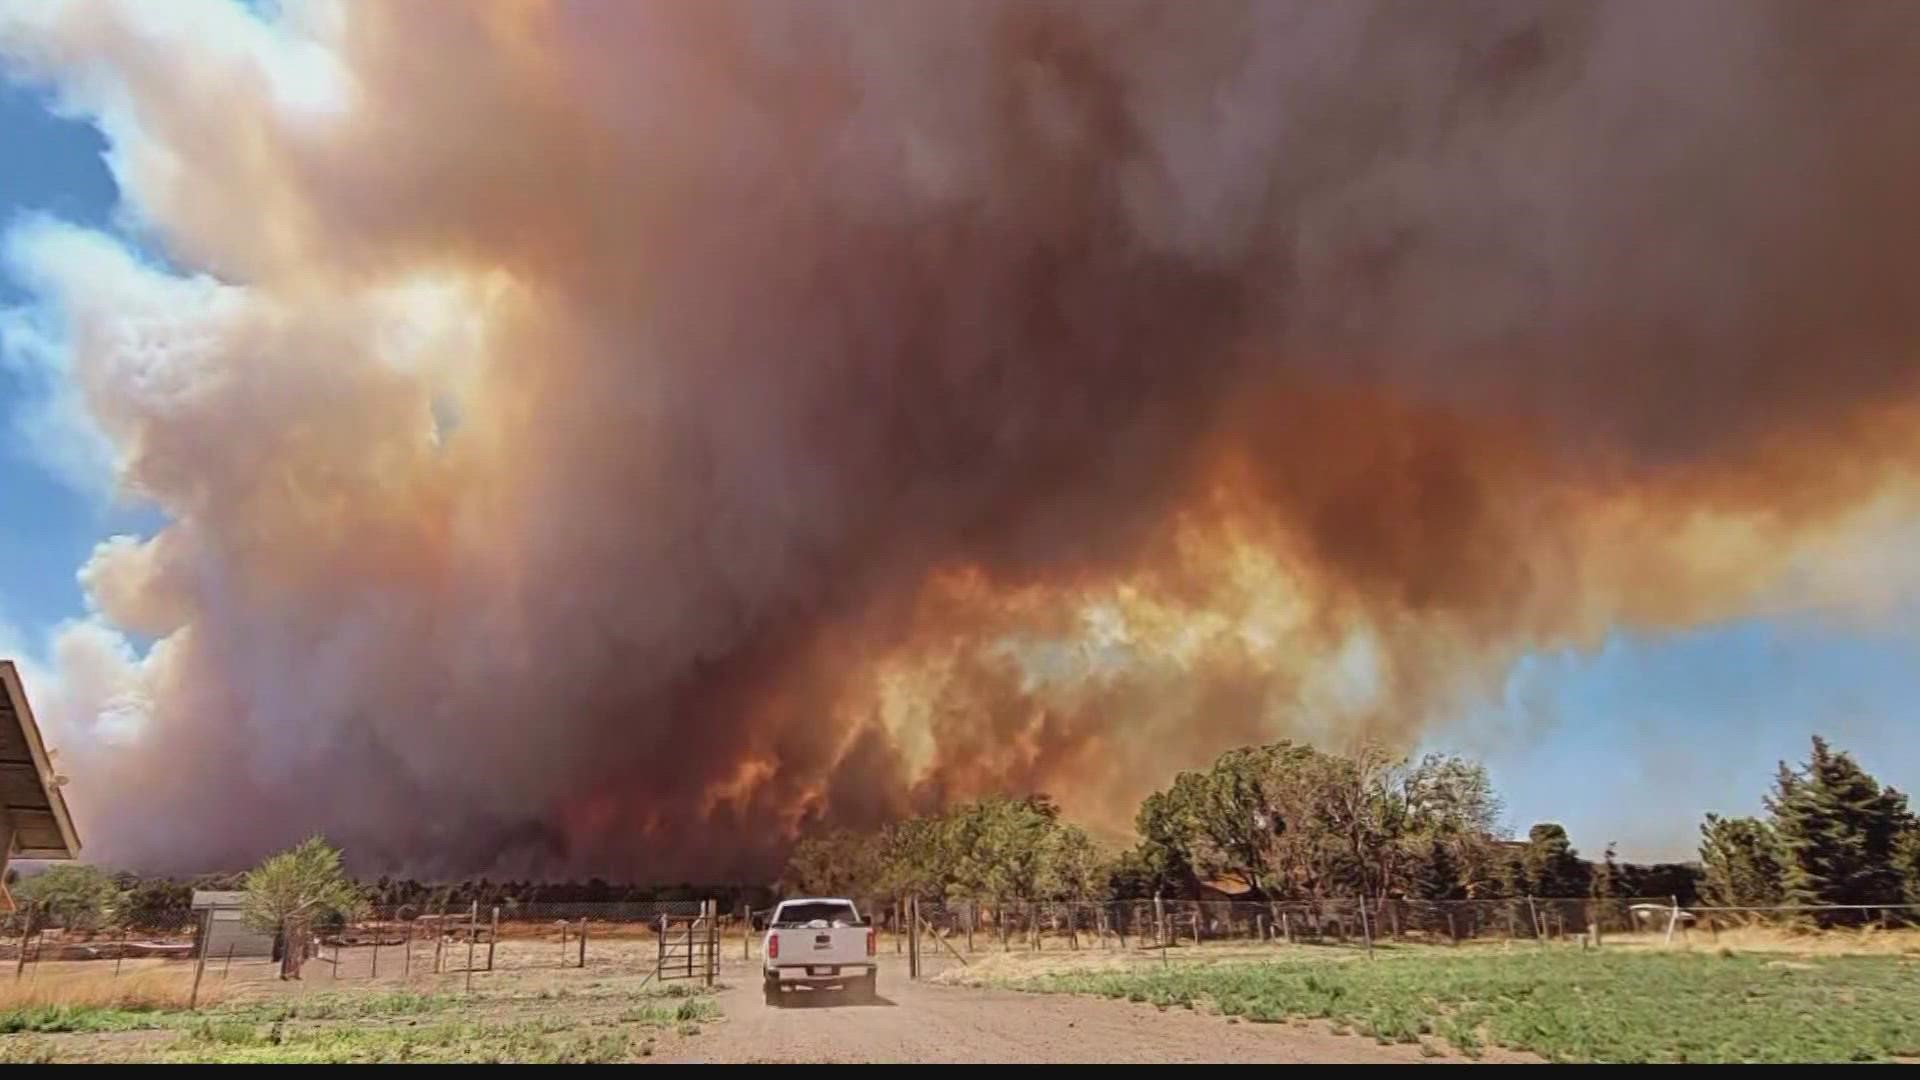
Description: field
xmin=941 ymin=935 xmax=1920 ymax=1063
xmin=0 ymin=937 xmax=725 ymax=1064
xmin=4 ymin=929 xmax=1918 ymax=1062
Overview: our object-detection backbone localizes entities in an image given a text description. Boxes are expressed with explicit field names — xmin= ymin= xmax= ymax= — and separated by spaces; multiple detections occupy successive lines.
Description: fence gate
xmin=656 ymin=899 xmax=719 ymax=985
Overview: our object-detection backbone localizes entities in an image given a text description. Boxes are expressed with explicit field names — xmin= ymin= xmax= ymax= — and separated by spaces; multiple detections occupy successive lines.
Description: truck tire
xmin=857 ymin=971 xmax=878 ymax=1003
xmin=763 ymin=976 xmax=781 ymax=1007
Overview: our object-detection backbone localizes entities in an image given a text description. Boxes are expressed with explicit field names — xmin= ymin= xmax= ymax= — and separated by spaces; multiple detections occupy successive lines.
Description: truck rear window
xmin=773 ymin=903 xmax=859 ymax=928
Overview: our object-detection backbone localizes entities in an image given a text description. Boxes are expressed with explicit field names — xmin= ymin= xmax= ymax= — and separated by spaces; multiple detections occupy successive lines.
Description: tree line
xmin=5 ymin=861 xmax=776 ymax=931
xmin=11 ymin=735 xmax=1914 ymax=929
xmin=779 ymin=739 xmax=1701 ymax=905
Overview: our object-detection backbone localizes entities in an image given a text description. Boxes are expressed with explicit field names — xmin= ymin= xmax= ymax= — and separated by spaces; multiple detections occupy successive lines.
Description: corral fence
xmin=2 ymin=898 xmax=721 ymax=1004
xmin=8 ymin=895 xmax=1917 ymax=998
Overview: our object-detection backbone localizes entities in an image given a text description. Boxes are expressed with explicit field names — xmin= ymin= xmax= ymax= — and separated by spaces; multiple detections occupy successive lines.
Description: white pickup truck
xmin=761 ymin=897 xmax=876 ymax=1005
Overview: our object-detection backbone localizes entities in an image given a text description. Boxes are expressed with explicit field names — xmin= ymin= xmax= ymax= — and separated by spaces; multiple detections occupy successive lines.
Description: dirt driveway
xmin=670 ymin=956 xmax=1502 ymax=1064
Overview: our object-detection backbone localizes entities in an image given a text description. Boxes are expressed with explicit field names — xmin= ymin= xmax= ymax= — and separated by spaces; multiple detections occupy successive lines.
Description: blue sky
xmin=0 ymin=80 xmax=123 ymax=629
xmin=1 ymin=76 xmax=1914 ymax=866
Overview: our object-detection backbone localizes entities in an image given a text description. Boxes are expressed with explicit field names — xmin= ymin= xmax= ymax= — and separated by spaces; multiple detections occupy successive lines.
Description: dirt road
xmin=670 ymin=957 xmax=1498 ymax=1064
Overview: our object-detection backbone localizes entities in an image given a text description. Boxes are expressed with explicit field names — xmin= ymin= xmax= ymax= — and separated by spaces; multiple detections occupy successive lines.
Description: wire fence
xmin=6 ymin=894 xmax=1915 ymax=1004
xmin=891 ymin=895 xmax=1920 ymax=954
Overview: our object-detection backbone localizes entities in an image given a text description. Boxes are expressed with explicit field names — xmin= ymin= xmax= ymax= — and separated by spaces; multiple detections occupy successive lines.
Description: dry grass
xmin=0 ymin=965 xmax=228 ymax=1012
xmin=1610 ymin=924 xmax=1920 ymax=957
xmin=937 ymin=926 xmax=1920 ymax=986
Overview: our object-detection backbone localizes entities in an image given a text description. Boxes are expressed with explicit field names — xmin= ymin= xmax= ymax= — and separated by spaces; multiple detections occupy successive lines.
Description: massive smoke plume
xmin=3 ymin=0 xmax=1919 ymax=876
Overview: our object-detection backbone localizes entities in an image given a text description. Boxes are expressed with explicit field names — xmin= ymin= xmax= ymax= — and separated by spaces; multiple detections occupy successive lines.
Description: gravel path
xmin=669 ymin=957 xmax=1513 ymax=1064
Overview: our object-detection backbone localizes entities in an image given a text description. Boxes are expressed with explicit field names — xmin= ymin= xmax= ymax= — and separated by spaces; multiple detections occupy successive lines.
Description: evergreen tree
xmin=1895 ymin=828 xmax=1920 ymax=909
xmin=1697 ymin=814 xmax=1784 ymax=908
xmin=1766 ymin=737 xmax=1914 ymax=923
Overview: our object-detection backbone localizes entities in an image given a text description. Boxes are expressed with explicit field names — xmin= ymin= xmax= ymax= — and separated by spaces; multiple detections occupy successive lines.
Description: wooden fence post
xmin=1282 ymin=911 xmax=1292 ymax=944
xmin=1358 ymin=898 xmax=1374 ymax=958
xmin=578 ymin=917 xmax=588 ymax=969
xmin=907 ymin=897 xmax=919 ymax=980
xmin=465 ymin=902 xmax=479 ymax=993
xmin=14 ymin=906 xmax=34 ymax=982
xmin=115 ymin=927 xmax=127 ymax=978
xmin=405 ymin=919 xmax=414 ymax=978
xmin=189 ymin=908 xmax=212 ymax=1009
xmin=489 ymin=907 xmax=499 ymax=972
xmin=371 ymin=921 xmax=380 ymax=979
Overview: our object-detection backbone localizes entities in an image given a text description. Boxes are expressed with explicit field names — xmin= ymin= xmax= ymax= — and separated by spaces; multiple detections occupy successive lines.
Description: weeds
xmin=999 ymin=950 xmax=1920 ymax=1062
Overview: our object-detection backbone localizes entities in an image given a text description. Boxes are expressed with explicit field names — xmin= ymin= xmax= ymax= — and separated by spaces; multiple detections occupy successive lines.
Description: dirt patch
xmin=678 ymin=956 xmax=1532 ymax=1063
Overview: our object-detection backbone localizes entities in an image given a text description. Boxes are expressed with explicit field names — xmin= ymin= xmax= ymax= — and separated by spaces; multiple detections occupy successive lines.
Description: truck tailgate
xmin=773 ymin=927 xmax=868 ymax=969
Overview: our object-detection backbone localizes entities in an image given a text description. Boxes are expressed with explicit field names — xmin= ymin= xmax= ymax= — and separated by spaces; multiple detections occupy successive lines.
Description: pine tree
xmin=1894 ymin=827 xmax=1920 ymax=909
xmin=1766 ymin=737 xmax=1914 ymax=924
xmin=1697 ymin=814 xmax=1784 ymax=908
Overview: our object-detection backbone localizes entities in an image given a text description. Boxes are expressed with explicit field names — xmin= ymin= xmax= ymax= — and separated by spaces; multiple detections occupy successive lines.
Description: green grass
xmin=213 ymin=990 xmax=460 ymax=1024
xmin=166 ymin=1017 xmax=642 ymax=1064
xmin=1001 ymin=950 xmax=1920 ymax=1062
xmin=153 ymin=985 xmax=721 ymax=1063
xmin=618 ymin=996 xmax=720 ymax=1025
xmin=0 ymin=983 xmax=721 ymax=1063
xmin=0 ymin=1003 xmax=172 ymax=1034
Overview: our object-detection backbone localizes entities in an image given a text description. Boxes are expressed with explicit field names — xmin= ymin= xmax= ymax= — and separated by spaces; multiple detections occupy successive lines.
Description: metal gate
xmin=656 ymin=899 xmax=719 ymax=985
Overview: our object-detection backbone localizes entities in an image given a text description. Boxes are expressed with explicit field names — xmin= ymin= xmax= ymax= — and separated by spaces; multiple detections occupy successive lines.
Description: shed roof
xmin=1 ymin=660 xmax=81 ymax=860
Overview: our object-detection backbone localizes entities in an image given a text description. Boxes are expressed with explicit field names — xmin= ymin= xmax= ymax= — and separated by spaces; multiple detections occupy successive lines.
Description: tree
xmin=1697 ymin=814 xmax=1784 ymax=908
xmin=1766 ymin=737 xmax=1913 ymax=922
xmin=781 ymin=829 xmax=881 ymax=897
xmin=1895 ymin=827 xmax=1920 ymax=909
xmin=13 ymin=864 xmax=122 ymax=930
xmin=242 ymin=837 xmax=364 ymax=978
xmin=114 ymin=874 xmax=194 ymax=930
xmin=1590 ymin=842 xmax=1623 ymax=901
xmin=1521 ymin=823 xmax=1588 ymax=897
xmin=1413 ymin=836 xmax=1465 ymax=901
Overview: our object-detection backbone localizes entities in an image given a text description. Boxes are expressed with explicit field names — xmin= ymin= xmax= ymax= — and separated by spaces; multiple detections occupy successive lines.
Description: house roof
xmin=1 ymin=661 xmax=80 ymax=860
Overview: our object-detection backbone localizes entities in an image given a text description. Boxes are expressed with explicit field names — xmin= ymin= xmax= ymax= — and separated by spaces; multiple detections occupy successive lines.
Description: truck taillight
xmin=867 ymin=927 xmax=876 ymax=956
xmin=768 ymin=932 xmax=779 ymax=959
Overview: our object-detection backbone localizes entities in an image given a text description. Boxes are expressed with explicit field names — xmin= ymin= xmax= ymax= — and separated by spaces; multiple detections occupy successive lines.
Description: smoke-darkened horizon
xmin=4 ymin=0 xmax=1920 ymax=877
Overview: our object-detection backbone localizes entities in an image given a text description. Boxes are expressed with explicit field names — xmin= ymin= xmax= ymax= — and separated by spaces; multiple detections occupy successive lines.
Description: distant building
xmin=1 ymin=661 xmax=82 ymax=911
xmin=192 ymin=891 xmax=277 ymax=957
